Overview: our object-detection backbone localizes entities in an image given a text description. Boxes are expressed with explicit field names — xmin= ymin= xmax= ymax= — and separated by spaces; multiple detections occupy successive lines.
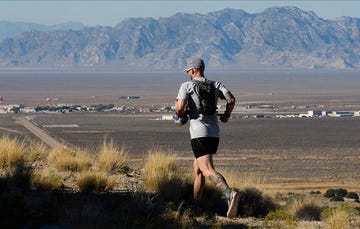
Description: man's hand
xmin=219 ymin=113 xmax=230 ymax=123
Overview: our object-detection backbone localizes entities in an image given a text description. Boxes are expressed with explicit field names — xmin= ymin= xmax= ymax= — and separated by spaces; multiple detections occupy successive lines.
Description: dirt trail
xmin=15 ymin=116 xmax=63 ymax=148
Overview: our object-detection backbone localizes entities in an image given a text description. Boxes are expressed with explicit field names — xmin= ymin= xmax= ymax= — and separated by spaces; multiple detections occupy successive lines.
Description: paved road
xmin=15 ymin=116 xmax=63 ymax=148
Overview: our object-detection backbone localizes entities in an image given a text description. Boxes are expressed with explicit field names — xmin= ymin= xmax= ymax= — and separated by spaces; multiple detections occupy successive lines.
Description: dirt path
xmin=14 ymin=116 xmax=63 ymax=148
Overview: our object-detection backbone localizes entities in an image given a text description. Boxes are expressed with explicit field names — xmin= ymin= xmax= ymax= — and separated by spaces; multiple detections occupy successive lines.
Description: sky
xmin=1 ymin=1 xmax=360 ymax=26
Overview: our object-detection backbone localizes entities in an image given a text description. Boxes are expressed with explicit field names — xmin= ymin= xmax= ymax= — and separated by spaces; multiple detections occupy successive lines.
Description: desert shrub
xmin=325 ymin=188 xmax=348 ymax=202
xmin=237 ymin=187 xmax=277 ymax=218
xmin=97 ymin=139 xmax=129 ymax=174
xmin=264 ymin=210 xmax=297 ymax=229
xmin=335 ymin=188 xmax=348 ymax=198
xmin=77 ymin=171 xmax=114 ymax=192
xmin=324 ymin=189 xmax=336 ymax=198
xmin=32 ymin=169 xmax=64 ymax=191
xmin=310 ymin=190 xmax=321 ymax=194
xmin=330 ymin=195 xmax=344 ymax=202
xmin=288 ymin=196 xmax=322 ymax=221
xmin=294 ymin=203 xmax=322 ymax=221
xmin=346 ymin=192 xmax=359 ymax=200
xmin=48 ymin=147 xmax=92 ymax=172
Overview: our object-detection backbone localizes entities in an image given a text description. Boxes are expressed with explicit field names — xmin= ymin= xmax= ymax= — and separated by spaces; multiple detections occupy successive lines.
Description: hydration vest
xmin=193 ymin=80 xmax=217 ymax=115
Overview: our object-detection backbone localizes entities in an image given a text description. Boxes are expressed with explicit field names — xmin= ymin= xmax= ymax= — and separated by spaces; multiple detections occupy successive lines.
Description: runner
xmin=175 ymin=57 xmax=239 ymax=218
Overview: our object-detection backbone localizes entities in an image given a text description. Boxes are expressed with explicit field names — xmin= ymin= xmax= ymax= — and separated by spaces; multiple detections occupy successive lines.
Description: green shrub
xmin=324 ymin=189 xmax=335 ymax=198
xmin=330 ymin=195 xmax=344 ymax=202
xmin=346 ymin=191 xmax=359 ymax=200
xmin=335 ymin=188 xmax=348 ymax=197
xmin=264 ymin=210 xmax=297 ymax=229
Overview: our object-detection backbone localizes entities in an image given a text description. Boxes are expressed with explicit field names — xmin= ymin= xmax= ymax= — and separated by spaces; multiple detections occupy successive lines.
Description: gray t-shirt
xmin=176 ymin=77 xmax=230 ymax=139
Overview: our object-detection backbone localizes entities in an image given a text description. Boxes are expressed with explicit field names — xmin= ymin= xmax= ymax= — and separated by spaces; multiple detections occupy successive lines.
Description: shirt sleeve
xmin=176 ymin=82 xmax=189 ymax=100
xmin=216 ymin=81 xmax=230 ymax=101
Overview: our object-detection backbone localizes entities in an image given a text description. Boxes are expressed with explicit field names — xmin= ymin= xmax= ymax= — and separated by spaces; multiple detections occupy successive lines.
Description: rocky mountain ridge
xmin=0 ymin=6 xmax=359 ymax=70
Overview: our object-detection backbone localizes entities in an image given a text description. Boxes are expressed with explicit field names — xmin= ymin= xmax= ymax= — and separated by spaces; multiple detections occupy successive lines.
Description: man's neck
xmin=191 ymin=75 xmax=204 ymax=80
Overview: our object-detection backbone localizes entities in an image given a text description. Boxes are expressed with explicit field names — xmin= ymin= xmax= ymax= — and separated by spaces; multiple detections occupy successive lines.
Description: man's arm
xmin=220 ymin=91 xmax=236 ymax=123
xmin=175 ymin=98 xmax=187 ymax=117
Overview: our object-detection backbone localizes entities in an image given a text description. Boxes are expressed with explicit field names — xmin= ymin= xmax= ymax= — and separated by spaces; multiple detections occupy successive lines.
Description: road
xmin=15 ymin=116 xmax=63 ymax=148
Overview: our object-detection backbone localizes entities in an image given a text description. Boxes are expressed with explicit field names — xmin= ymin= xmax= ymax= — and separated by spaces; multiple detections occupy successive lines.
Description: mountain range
xmin=0 ymin=6 xmax=359 ymax=70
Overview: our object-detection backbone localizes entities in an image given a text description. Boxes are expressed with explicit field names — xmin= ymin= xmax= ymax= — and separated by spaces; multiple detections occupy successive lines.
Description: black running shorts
xmin=191 ymin=137 xmax=219 ymax=158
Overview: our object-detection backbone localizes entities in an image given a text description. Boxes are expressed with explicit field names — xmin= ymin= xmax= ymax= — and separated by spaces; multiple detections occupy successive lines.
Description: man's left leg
xmin=196 ymin=154 xmax=240 ymax=218
xmin=193 ymin=159 xmax=205 ymax=200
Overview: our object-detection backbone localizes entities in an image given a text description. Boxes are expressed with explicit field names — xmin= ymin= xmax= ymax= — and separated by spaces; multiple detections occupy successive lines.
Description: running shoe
xmin=227 ymin=190 xmax=240 ymax=218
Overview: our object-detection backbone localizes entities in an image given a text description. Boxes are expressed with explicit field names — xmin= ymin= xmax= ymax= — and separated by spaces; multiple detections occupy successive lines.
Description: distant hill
xmin=0 ymin=21 xmax=86 ymax=40
xmin=0 ymin=7 xmax=359 ymax=70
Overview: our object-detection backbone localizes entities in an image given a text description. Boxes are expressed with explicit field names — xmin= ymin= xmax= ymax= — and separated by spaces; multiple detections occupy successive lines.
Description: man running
xmin=175 ymin=57 xmax=239 ymax=218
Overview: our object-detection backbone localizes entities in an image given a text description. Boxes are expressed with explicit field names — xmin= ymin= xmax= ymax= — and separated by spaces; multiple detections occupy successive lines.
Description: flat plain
xmin=1 ymin=69 xmax=360 ymax=193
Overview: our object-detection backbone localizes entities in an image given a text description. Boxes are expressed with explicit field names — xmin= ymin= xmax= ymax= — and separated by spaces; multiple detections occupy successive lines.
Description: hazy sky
xmin=1 ymin=1 xmax=360 ymax=26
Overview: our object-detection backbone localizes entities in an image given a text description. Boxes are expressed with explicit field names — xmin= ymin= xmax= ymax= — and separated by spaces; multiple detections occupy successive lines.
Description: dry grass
xmin=143 ymin=148 xmax=194 ymax=203
xmin=323 ymin=205 xmax=360 ymax=229
xmin=27 ymin=141 xmax=49 ymax=164
xmin=143 ymin=148 xmax=179 ymax=192
xmin=97 ymin=139 xmax=128 ymax=174
xmin=77 ymin=170 xmax=114 ymax=192
xmin=48 ymin=147 xmax=93 ymax=172
xmin=218 ymin=168 xmax=268 ymax=192
xmin=0 ymin=136 xmax=26 ymax=174
xmin=32 ymin=168 xmax=64 ymax=191
xmin=287 ymin=196 xmax=322 ymax=221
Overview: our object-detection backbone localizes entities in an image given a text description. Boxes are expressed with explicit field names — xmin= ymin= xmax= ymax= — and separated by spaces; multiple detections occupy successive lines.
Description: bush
xmin=294 ymin=203 xmax=322 ymax=221
xmin=77 ymin=171 xmax=114 ymax=192
xmin=324 ymin=189 xmax=336 ymax=198
xmin=324 ymin=188 xmax=348 ymax=202
xmin=331 ymin=195 xmax=344 ymax=202
xmin=346 ymin=191 xmax=359 ymax=200
xmin=237 ymin=187 xmax=277 ymax=218
xmin=264 ymin=210 xmax=297 ymax=229
xmin=335 ymin=188 xmax=348 ymax=198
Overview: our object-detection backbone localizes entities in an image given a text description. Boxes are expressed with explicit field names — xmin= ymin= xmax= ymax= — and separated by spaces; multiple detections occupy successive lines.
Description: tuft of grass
xmin=0 ymin=136 xmax=32 ymax=190
xmin=143 ymin=148 xmax=179 ymax=192
xmin=27 ymin=141 xmax=49 ymax=164
xmin=143 ymin=148 xmax=193 ymax=202
xmin=264 ymin=210 xmax=297 ymax=229
xmin=288 ymin=196 xmax=322 ymax=221
xmin=97 ymin=139 xmax=129 ymax=174
xmin=323 ymin=205 xmax=359 ymax=229
xmin=48 ymin=147 xmax=92 ymax=172
xmin=77 ymin=170 xmax=114 ymax=192
xmin=0 ymin=136 xmax=26 ymax=174
xmin=32 ymin=169 xmax=64 ymax=191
